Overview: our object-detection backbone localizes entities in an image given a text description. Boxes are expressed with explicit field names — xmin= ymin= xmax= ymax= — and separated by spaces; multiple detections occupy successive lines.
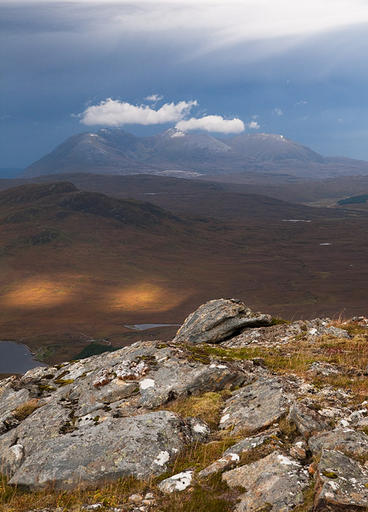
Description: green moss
xmin=54 ymin=378 xmax=75 ymax=386
xmin=293 ymin=482 xmax=316 ymax=512
xmin=270 ymin=317 xmax=290 ymax=326
xmin=38 ymin=384 xmax=56 ymax=392
xmin=322 ymin=471 xmax=338 ymax=479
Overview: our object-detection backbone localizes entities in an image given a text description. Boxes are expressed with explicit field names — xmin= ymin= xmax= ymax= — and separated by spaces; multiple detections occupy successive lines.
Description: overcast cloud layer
xmin=1 ymin=0 xmax=368 ymax=166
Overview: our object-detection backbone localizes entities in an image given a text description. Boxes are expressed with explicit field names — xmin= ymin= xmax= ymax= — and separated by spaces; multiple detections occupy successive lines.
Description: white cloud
xmin=145 ymin=94 xmax=163 ymax=102
xmin=247 ymin=120 xmax=260 ymax=129
xmin=176 ymin=115 xmax=245 ymax=134
xmin=80 ymin=98 xmax=197 ymax=126
xmin=273 ymin=107 xmax=284 ymax=116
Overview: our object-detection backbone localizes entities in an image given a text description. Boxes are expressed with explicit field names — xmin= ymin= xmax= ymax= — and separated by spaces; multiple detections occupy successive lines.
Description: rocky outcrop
xmin=173 ymin=298 xmax=272 ymax=344
xmin=223 ymin=317 xmax=350 ymax=348
xmin=1 ymin=299 xmax=368 ymax=512
xmin=0 ymin=339 xmax=248 ymax=489
xmin=9 ymin=411 xmax=206 ymax=490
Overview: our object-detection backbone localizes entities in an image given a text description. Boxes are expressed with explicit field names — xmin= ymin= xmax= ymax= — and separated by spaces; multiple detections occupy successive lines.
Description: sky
xmin=2 ymin=0 xmax=368 ymax=168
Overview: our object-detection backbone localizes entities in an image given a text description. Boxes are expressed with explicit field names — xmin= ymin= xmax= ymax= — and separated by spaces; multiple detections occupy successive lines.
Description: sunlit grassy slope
xmin=0 ymin=181 xmax=368 ymax=363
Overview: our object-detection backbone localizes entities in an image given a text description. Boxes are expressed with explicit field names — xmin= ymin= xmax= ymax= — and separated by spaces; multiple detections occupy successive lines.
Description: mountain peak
xmin=22 ymin=127 xmax=368 ymax=179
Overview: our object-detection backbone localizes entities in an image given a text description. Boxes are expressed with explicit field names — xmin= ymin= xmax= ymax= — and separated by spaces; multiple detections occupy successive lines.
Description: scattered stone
xmin=224 ymin=431 xmax=279 ymax=456
xmin=173 ymin=298 xmax=272 ymax=344
xmin=308 ymin=362 xmax=340 ymax=377
xmin=289 ymin=440 xmax=307 ymax=460
xmin=128 ymin=494 xmax=143 ymax=504
xmin=198 ymin=453 xmax=240 ymax=478
xmin=223 ymin=317 xmax=349 ymax=349
xmin=222 ymin=451 xmax=309 ymax=511
xmin=220 ymin=378 xmax=291 ymax=434
xmin=315 ymin=449 xmax=368 ymax=510
xmin=158 ymin=470 xmax=193 ymax=493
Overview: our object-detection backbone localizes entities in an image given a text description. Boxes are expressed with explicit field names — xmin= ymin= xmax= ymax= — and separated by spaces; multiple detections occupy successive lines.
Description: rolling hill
xmin=1 ymin=180 xmax=368 ymax=364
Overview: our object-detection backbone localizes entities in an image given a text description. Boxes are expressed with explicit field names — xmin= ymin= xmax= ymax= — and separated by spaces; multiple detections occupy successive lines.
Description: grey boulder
xmin=309 ymin=428 xmax=368 ymax=460
xmin=8 ymin=411 xmax=207 ymax=490
xmin=219 ymin=378 xmax=291 ymax=434
xmin=173 ymin=298 xmax=272 ymax=344
xmin=315 ymin=449 xmax=368 ymax=510
xmin=288 ymin=402 xmax=331 ymax=439
xmin=222 ymin=451 xmax=309 ymax=511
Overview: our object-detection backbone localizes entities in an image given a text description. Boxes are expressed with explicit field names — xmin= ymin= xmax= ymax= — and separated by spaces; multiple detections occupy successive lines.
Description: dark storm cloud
xmin=1 ymin=0 xmax=368 ymax=166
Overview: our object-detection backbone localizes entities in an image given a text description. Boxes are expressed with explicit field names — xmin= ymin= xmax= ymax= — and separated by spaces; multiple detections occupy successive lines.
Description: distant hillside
xmin=23 ymin=129 xmax=368 ymax=180
xmin=0 ymin=173 xmax=351 ymax=223
xmin=1 ymin=180 xmax=368 ymax=364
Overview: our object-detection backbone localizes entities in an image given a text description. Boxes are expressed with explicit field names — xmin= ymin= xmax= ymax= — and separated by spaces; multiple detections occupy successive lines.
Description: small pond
xmin=0 ymin=341 xmax=46 ymax=374
xmin=125 ymin=323 xmax=180 ymax=331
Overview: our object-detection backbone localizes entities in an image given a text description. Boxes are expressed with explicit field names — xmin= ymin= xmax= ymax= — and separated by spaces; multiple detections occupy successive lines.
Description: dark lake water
xmin=0 ymin=341 xmax=46 ymax=374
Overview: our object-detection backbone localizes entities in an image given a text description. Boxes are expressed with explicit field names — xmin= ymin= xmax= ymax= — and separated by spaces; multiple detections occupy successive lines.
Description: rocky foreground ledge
xmin=2 ymin=299 xmax=368 ymax=511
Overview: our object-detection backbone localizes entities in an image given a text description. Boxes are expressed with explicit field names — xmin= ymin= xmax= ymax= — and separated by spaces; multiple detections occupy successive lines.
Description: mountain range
xmin=23 ymin=129 xmax=368 ymax=180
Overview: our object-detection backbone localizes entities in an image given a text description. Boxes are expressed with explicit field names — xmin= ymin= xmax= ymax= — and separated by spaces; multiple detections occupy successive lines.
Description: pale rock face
xmin=309 ymin=429 xmax=368 ymax=460
xmin=8 ymin=411 xmax=205 ymax=489
xmin=219 ymin=377 xmax=291 ymax=434
xmin=223 ymin=451 xmax=309 ymax=512
xmin=198 ymin=454 xmax=240 ymax=478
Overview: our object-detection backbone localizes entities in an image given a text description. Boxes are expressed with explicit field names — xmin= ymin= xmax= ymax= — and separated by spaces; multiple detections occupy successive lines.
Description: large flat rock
xmin=8 ymin=411 xmax=206 ymax=490
xmin=219 ymin=377 xmax=292 ymax=434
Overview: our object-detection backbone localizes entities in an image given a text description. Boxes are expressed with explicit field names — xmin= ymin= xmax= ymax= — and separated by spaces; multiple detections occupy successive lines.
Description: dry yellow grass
xmin=165 ymin=391 xmax=232 ymax=430
xmin=12 ymin=399 xmax=41 ymax=422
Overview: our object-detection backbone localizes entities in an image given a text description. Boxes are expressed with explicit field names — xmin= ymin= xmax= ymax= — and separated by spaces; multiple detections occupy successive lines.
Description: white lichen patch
xmin=10 ymin=444 xmax=24 ymax=461
xmin=224 ymin=453 xmax=240 ymax=462
xmin=139 ymin=378 xmax=155 ymax=390
xmin=154 ymin=450 xmax=170 ymax=466
xmin=158 ymin=471 xmax=193 ymax=493
xmin=193 ymin=423 xmax=209 ymax=434
xmin=220 ymin=413 xmax=230 ymax=424
xmin=277 ymin=454 xmax=299 ymax=466
xmin=92 ymin=370 xmax=114 ymax=388
xmin=114 ymin=360 xmax=149 ymax=381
